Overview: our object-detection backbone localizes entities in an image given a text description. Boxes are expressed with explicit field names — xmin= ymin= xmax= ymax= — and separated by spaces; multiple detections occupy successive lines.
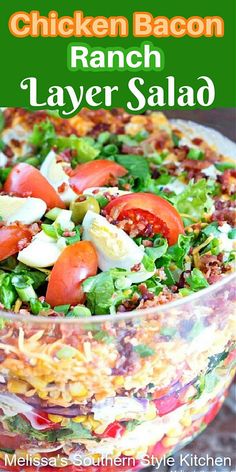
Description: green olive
xmin=70 ymin=196 xmax=100 ymax=223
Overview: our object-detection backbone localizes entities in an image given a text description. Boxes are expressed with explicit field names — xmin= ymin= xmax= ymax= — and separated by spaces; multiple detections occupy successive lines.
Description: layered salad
xmin=0 ymin=108 xmax=235 ymax=471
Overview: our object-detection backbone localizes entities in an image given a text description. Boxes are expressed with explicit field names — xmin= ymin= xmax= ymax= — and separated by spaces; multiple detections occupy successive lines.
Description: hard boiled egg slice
xmin=0 ymin=195 xmax=46 ymax=225
xmin=40 ymin=150 xmax=78 ymax=205
xmin=17 ymin=209 xmax=73 ymax=268
xmin=83 ymin=187 xmax=131 ymax=198
xmin=18 ymin=231 xmax=66 ymax=268
xmin=82 ymin=211 xmax=144 ymax=271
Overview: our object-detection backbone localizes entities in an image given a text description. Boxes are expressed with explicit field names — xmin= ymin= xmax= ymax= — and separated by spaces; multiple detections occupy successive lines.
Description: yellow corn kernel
xmin=48 ymin=414 xmax=63 ymax=423
xmin=123 ymin=449 xmax=137 ymax=456
xmin=162 ymin=436 xmax=180 ymax=448
xmin=69 ymin=383 xmax=88 ymax=398
xmin=72 ymin=415 xmax=86 ymax=423
xmin=144 ymin=403 xmax=157 ymax=421
xmin=180 ymin=414 xmax=192 ymax=427
xmin=114 ymin=376 xmax=124 ymax=386
xmin=87 ymin=416 xmax=101 ymax=429
xmin=37 ymin=390 xmax=48 ymax=400
xmin=92 ymin=454 xmax=101 ymax=461
xmin=8 ymin=379 xmax=29 ymax=394
xmin=166 ymin=425 xmax=183 ymax=438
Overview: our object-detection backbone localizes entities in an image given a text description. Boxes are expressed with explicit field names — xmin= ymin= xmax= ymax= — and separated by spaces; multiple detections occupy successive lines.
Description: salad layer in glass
xmin=0 ymin=108 xmax=235 ymax=471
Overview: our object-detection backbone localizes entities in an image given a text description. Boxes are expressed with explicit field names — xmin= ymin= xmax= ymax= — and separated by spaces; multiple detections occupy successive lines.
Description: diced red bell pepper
xmin=154 ymin=393 xmax=181 ymax=416
xmin=95 ymin=421 xmax=126 ymax=439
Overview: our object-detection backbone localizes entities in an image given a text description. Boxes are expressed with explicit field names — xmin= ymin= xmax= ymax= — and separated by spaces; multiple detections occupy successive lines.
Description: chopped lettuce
xmin=53 ymin=135 xmax=100 ymax=163
xmin=167 ymin=234 xmax=193 ymax=270
xmin=186 ymin=268 xmax=209 ymax=291
xmin=83 ymin=272 xmax=118 ymax=315
xmin=171 ymin=179 xmax=214 ymax=223
xmin=29 ymin=120 xmax=55 ymax=148
xmin=115 ymin=154 xmax=150 ymax=179
xmin=0 ymin=273 xmax=17 ymax=309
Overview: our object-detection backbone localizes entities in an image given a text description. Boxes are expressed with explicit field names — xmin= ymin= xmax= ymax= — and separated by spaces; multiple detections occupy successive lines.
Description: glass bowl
xmin=0 ymin=271 xmax=235 ymax=472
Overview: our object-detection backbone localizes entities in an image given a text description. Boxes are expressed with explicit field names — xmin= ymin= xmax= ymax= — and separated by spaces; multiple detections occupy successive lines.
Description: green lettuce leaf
xmin=172 ymin=179 xmax=213 ymax=222
xmin=186 ymin=268 xmax=209 ymax=291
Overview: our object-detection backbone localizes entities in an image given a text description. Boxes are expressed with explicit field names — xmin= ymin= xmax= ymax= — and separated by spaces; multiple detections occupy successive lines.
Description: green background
xmin=0 ymin=0 xmax=235 ymax=113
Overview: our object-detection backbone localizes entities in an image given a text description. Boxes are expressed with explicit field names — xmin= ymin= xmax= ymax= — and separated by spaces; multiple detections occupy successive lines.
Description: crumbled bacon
xmin=211 ymin=199 xmax=236 ymax=226
xmin=218 ymin=169 xmax=236 ymax=196
xmin=192 ymin=137 xmax=203 ymax=145
xmin=199 ymin=254 xmax=231 ymax=284
xmin=121 ymin=144 xmax=143 ymax=155
xmin=57 ymin=182 xmax=67 ymax=193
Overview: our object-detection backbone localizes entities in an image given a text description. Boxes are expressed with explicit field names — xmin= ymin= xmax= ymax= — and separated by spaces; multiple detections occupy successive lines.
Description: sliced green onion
xmin=45 ymin=207 xmax=63 ymax=221
xmin=187 ymin=148 xmax=204 ymax=160
xmin=103 ymin=144 xmax=118 ymax=156
xmin=215 ymin=162 xmax=236 ymax=171
xmin=228 ymin=228 xmax=236 ymax=240
xmin=11 ymin=274 xmax=37 ymax=302
xmin=97 ymin=132 xmax=111 ymax=145
xmin=41 ymin=224 xmax=58 ymax=239
xmin=54 ymin=304 xmax=70 ymax=314
xmin=95 ymin=195 xmax=109 ymax=208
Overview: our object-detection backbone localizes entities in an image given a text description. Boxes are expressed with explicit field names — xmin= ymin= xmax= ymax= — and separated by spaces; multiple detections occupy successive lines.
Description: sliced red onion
xmin=0 ymin=393 xmax=33 ymax=417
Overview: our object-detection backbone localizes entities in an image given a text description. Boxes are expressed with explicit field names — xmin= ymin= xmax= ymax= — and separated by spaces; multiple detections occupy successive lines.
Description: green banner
xmin=0 ymin=0 xmax=235 ymax=116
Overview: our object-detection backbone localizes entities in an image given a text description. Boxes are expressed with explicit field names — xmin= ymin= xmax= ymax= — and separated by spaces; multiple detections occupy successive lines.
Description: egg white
xmin=40 ymin=150 xmax=78 ymax=204
xmin=0 ymin=195 xmax=46 ymax=225
xmin=82 ymin=211 xmax=144 ymax=271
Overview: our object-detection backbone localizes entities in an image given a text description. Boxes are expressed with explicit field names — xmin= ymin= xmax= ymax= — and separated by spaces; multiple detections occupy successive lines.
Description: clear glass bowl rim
xmin=0 ymin=271 xmax=235 ymax=325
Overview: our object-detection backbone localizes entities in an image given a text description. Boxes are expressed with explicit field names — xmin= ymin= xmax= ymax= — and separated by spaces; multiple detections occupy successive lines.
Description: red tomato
xmin=104 ymin=192 xmax=184 ymax=245
xmin=204 ymin=400 xmax=221 ymax=425
xmin=46 ymin=241 xmax=98 ymax=307
xmin=0 ymin=433 xmax=27 ymax=450
xmin=95 ymin=421 xmax=126 ymax=439
xmin=0 ymin=224 xmax=33 ymax=261
xmin=4 ymin=163 xmax=65 ymax=209
xmin=69 ymin=160 xmax=127 ymax=193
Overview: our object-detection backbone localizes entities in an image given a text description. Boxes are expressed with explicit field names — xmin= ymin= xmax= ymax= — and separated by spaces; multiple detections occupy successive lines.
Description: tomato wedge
xmin=0 ymin=224 xmax=33 ymax=261
xmin=69 ymin=160 xmax=127 ymax=194
xmin=46 ymin=241 xmax=98 ymax=307
xmin=4 ymin=163 xmax=65 ymax=209
xmin=104 ymin=192 xmax=184 ymax=245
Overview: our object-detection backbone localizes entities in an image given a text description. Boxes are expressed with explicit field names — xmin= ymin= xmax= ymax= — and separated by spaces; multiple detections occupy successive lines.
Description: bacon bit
xmin=17 ymin=237 xmax=31 ymax=251
xmin=121 ymin=144 xmax=143 ymax=155
xmin=142 ymin=239 xmax=153 ymax=247
xmin=4 ymin=145 xmax=14 ymax=158
xmin=62 ymin=231 xmax=76 ymax=237
xmin=219 ymin=169 xmax=236 ymax=196
xmin=131 ymin=263 xmax=141 ymax=272
xmin=57 ymin=182 xmax=68 ymax=193
xmin=192 ymin=138 xmax=203 ymax=145
xmin=199 ymin=254 xmax=231 ymax=284
xmin=138 ymin=283 xmax=154 ymax=301
xmin=11 ymin=139 xmax=21 ymax=148
xmin=211 ymin=199 xmax=236 ymax=226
